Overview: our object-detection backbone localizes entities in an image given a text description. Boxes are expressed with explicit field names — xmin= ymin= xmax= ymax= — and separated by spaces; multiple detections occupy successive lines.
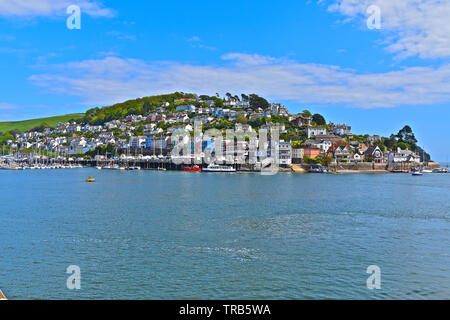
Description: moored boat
xmin=184 ymin=165 xmax=202 ymax=172
xmin=202 ymin=164 xmax=236 ymax=173
xmin=433 ymin=168 xmax=448 ymax=173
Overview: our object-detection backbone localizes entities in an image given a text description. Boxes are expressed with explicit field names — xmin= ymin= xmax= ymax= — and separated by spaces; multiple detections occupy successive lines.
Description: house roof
xmin=364 ymin=146 xmax=381 ymax=155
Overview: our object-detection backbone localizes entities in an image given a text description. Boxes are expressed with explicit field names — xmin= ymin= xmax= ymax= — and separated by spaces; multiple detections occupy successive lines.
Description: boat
xmin=411 ymin=168 xmax=423 ymax=176
xmin=86 ymin=177 xmax=96 ymax=183
xmin=0 ymin=288 xmax=6 ymax=300
xmin=422 ymin=167 xmax=433 ymax=173
xmin=96 ymin=166 xmax=102 ymax=170
xmin=202 ymin=164 xmax=236 ymax=173
xmin=184 ymin=165 xmax=202 ymax=172
xmin=308 ymin=164 xmax=327 ymax=173
xmin=433 ymin=168 xmax=449 ymax=173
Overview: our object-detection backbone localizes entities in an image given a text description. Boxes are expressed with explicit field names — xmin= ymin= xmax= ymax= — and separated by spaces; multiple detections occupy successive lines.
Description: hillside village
xmin=0 ymin=92 xmax=433 ymax=170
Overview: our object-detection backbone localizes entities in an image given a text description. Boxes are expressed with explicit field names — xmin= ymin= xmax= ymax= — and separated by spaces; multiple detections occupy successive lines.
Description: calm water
xmin=0 ymin=169 xmax=449 ymax=299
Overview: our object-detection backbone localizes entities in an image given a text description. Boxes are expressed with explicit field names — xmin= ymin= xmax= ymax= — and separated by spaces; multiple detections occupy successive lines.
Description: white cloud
xmin=28 ymin=53 xmax=450 ymax=108
xmin=0 ymin=0 xmax=114 ymax=17
xmin=327 ymin=0 xmax=450 ymax=59
xmin=0 ymin=102 xmax=18 ymax=110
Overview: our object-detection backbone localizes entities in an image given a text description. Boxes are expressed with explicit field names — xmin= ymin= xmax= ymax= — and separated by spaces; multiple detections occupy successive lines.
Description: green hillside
xmin=0 ymin=113 xmax=84 ymax=134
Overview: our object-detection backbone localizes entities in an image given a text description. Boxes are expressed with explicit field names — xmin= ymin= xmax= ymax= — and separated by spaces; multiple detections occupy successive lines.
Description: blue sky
xmin=0 ymin=0 xmax=449 ymax=161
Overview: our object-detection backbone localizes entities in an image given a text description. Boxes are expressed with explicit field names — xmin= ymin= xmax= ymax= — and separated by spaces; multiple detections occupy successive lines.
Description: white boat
xmin=96 ymin=166 xmax=102 ymax=170
xmin=411 ymin=168 xmax=423 ymax=176
xmin=202 ymin=164 xmax=236 ymax=173
xmin=422 ymin=167 xmax=433 ymax=173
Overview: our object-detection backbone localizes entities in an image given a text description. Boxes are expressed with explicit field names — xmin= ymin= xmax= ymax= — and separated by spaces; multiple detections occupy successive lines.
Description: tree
xmin=199 ymin=95 xmax=211 ymax=101
xmin=397 ymin=142 xmax=409 ymax=150
xmin=213 ymin=97 xmax=224 ymax=108
xmin=241 ymin=94 xmax=249 ymax=103
xmin=396 ymin=125 xmax=417 ymax=150
xmin=236 ymin=115 xmax=248 ymax=124
xmin=322 ymin=156 xmax=334 ymax=166
xmin=383 ymin=134 xmax=397 ymax=150
xmin=249 ymin=94 xmax=270 ymax=110
xmin=301 ymin=110 xmax=312 ymax=117
xmin=312 ymin=113 xmax=326 ymax=125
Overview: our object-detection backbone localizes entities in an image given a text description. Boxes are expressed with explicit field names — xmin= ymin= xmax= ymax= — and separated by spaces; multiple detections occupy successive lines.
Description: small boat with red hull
xmin=184 ymin=165 xmax=202 ymax=172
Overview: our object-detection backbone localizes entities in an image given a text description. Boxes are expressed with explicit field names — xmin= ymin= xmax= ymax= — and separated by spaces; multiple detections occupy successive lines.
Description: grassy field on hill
xmin=0 ymin=113 xmax=84 ymax=134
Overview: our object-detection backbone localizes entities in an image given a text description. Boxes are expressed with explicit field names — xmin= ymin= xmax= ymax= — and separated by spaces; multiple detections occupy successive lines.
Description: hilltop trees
xmin=312 ymin=113 xmax=326 ymax=126
xmin=396 ymin=125 xmax=417 ymax=150
xmin=83 ymin=92 xmax=188 ymax=125
xmin=379 ymin=125 xmax=419 ymax=152
xmin=301 ymin=110 xmax=312 ymax=117
xmin=249 ymin=94 xmax=270 ymax=111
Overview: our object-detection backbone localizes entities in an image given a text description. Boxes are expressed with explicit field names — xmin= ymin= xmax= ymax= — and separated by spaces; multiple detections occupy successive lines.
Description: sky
xmin=0 ymin=0 xmax=449 ymax=161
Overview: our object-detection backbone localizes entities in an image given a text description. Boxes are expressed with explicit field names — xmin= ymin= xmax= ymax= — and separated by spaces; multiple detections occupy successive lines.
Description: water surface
xmin=0 ymin=169 xmax=449 ymax=299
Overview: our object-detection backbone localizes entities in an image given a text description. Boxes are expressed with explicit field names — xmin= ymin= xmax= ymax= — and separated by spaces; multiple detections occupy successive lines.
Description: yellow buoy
xmin=86 ymin=177 xmax=96 ymax=183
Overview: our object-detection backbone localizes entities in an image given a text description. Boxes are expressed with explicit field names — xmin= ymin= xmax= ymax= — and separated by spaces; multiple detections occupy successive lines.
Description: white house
xmin=306 ymin=126 xmax=327 ymax=138
xmin=388 ymin=148 xmax=420 ymax=164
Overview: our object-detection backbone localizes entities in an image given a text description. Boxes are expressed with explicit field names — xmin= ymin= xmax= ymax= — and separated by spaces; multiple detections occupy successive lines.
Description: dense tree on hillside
xmin=199 ymin=95 xmax=213 ymax=101
xmin=249 ymin=94 xmax=270 ymax=111
xmin=383 ymin=134 xmax=397 ymax=150
xmin=241 ymin=94 xmax=249 ymax=103
xmin=0 ymin=133 xmax=14 ymax=144
xmin=83 ymin=92 xmax=189 ymax=125
xmin=248 ymin=117 xmax=266 ymax=128
xmin=212 ymin=97 xmax=224 ymax=108
xmin=28 ymin=122 xmax=50 ymax=133
xmin=301 ymin=110 xmax=312 ymax=117
xmin=312 ymin=113 xmax=326 ymax=125
xmin=236 ymin=115 xmax=248 ymax=124
xmin=396 ymin=125 xmax=417 ymax=150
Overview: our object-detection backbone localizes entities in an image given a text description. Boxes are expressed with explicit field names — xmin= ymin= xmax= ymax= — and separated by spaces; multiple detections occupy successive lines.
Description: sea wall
xmin=294 ymin=161 xmax=440 ymax=173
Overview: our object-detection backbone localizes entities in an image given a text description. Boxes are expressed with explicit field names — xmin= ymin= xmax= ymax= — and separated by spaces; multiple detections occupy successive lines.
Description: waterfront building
xmin=301 ymin=145 xmax=321 ymax=159
xmin=279 ymin=141 xmax=292 ymax=165
xmin=292 ymin=147 xmax=305 ymax=164
xmin=387 ymin=148 xmax=420 ymax=165
xmin=364 ymin=146 xmax=384 ymax=163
